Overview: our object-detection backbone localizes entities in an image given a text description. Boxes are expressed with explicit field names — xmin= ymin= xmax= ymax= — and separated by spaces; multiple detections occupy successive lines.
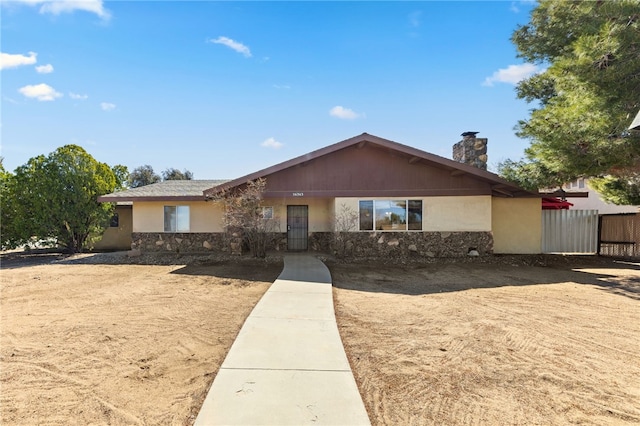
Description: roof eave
xmin=98 ymin=195 xmax=206 ymax=203
xmin=538 ymin=191 xmax=589 ymax=198
xmin=203 ymin=133 xmax=537 ymax=198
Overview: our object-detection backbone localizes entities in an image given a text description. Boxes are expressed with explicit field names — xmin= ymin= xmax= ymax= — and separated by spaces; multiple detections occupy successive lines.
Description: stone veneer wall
xmin=131 ymin=232 xmax=228 ymax=253
xmin=270 ymin=232 xmax=332 ymax=252
xmin=452 ymin=136 xmax=488 ymax=170
xmin=330 ymin=231 xmax=493 ymax=258
xmin=132 ymin=231 xmax=492 ymax=258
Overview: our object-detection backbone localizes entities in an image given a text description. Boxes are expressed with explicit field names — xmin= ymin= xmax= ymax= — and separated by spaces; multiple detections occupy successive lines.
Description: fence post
xmin=597 ymin=214 xmax=603 ymax=256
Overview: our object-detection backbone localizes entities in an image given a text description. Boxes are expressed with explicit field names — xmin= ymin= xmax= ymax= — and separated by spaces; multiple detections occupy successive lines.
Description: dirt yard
xmin=2 ymin=252 xmax=639 ymax=425
xmin=0 ymin=252 xmax=281 ymax=425
xmin=330 ymin=256 xmax=640 ymax=425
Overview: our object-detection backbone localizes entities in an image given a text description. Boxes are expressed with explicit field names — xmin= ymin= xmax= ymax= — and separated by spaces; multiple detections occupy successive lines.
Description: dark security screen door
xmin=287 ymin=205 xmax=308 ymax=251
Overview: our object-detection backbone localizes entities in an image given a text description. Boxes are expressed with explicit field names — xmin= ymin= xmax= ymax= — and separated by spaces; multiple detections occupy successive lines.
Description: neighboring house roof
xmin=542 ymin=178 xmax=640 ymax=214
xmin=539 ymin=190 xmax=589 ymax=199
xmin=542 ymin=197 xmax=573 ymax=210
xmin=203 ymin=133 xmax=538 ymax=199
xmin=98 ymin=180 xmax=229 ymax=202
xmin=565 ymin=179 xmax=639 ymax=214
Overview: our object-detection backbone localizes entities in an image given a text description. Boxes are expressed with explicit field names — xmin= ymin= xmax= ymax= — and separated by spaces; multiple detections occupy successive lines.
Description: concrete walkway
xmin=194 ymin=254 xmax=370 ymax=426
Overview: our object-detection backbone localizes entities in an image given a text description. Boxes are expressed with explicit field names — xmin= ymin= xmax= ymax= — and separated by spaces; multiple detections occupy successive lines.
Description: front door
xmin=287 ymin=205 xmax=308 ymax=251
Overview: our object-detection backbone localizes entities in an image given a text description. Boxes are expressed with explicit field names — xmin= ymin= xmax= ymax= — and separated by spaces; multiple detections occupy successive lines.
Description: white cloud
xmin=0 ymin=52 xmax=37 ymax=70
xmin=35 ymin=63 xmax=54 ymax=74
xmin=69 ymin=92 xmax=88 ymax=100
xmin=18 ymin=83 xmax=62 ymax=101
xmin=209 ymin=36 xmax=252 ymax=58
xmin=273 ymin=84 xmax=291 ymax=90
xmin=100 ymin=102 xmax=116 ymax=111
xmin=329 ymin=106 xmax=364 ymax=120
xmin=12 ymin=0 xmax=111 ymax=19
xmin=261 ymin=137 xmax=283 ymax=149
xmin=483 ymin=63 xmax=541 ymax=86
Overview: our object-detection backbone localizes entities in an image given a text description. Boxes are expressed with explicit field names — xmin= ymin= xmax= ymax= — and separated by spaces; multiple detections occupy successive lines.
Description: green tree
xmin=112 ymin=164 xmax=130 ymax=189
xmin=4 ymin=145 xmax=126 ymax=253
xmin=162 ymin=168 xmax=194 ymax=181
xmin=588 ymin=174 xmax=640 ymax=206
xmin=500 ymin=0 xmax=640 ymax=203
xmin=0 ymin=158 xmax=20 ymax=250
xmin=497 ymin=159 xmax=569 ymax=192
xmin=128 ymin=165 xmax=161 ymax=188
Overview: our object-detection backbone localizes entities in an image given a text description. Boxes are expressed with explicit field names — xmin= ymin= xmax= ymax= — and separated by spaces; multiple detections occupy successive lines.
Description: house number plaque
xmin=292 ymin=192 xmax=304 ymax=197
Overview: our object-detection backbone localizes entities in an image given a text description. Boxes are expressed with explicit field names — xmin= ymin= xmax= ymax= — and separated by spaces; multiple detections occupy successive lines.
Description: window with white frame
xmin=567 ymin=178 xmax=586 ymax=189
xmin=164 ymin=205 xmax=190 ymax=232
xmin=359 ymin=200 xmax=423 ymax=231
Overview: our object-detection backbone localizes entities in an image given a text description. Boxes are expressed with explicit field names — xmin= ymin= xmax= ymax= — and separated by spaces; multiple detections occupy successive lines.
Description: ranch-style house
xmin=98 ymin=133 xmax=542 ymax=257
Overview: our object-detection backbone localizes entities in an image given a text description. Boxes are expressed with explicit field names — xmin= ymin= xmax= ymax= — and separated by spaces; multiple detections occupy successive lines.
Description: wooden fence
xmin=598 ymin=213 xmax=640 ymax=258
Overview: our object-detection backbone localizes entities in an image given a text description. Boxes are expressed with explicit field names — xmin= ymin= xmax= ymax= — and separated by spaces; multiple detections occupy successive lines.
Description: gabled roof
xmin=203 ymin=133 xmax=538 ymax=198
xmin=98 ymin=180 xmax=229 ymax=202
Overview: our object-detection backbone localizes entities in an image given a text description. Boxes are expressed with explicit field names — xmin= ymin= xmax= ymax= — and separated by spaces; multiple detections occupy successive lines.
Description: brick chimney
xmin=452 ymin=131 xmax=487 ymax=170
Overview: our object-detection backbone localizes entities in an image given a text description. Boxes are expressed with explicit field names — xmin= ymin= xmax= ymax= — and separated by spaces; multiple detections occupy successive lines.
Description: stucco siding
xmin=334 ymin=198 xmax=359 ymax=215
xmin=131 ymin=198 xmax=333 ymax=234
xmin=127 ymin=196 xmax=540 ymax=255
xmin=335 ymin=196 xmax=492 ymax=232
xmin=132 ymin=201 xmax=223 ymax=233
xmin=93 ymin=205 xmax=133 ymax=250
xmin=266 ymin=197 xmax=334 ymax=232
xmin=423 ymin=196 xmax=491 ymax=231
xmin=492 ymin=197 xmax=541 ymax=254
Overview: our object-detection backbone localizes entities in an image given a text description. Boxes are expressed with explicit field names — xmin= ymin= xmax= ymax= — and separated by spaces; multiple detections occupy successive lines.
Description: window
xmin=262 ymin=206 xmax=274 ymax=220
xmin=375 ymin=200 xmax=406 ymax=230
xmin=164 ymin=206 xmax=190 ymax=232
xmin=109 ymin=213 xmax=119 ymax=228
xmin=408 ymin=200 xmax=423 ymax=230
xmin=359 ymin=201 xmax=374 ymax=230
xmin=567 ymin=178 xmax=585 ymax=189
xmin=359 ymin=200 xmax=423 ymax=231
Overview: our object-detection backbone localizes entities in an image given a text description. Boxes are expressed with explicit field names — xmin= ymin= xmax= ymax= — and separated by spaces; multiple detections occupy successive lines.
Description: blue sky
xmin=1 ymin=0 xmax=541 ymax=180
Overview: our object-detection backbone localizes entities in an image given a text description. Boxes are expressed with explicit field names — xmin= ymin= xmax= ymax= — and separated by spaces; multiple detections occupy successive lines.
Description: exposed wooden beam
xmin=408 ymin=156 xmax=420 ymax=164
xmin=450 ymin=170 xmax=466 ymax=177
xmin=539 ymin=191 xmax=589 ymax=198
xmin=357 ymin=141 xmax=367 ymax=149
xmin=492 ymin=186 xmax=513 ymax=197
